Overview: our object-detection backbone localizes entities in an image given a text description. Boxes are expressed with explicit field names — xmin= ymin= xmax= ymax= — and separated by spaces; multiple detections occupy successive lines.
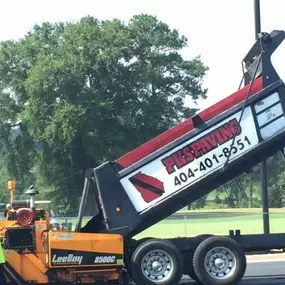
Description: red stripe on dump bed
xmin=132 ymin=172 xmax=164 ymax=191
xmin=116 ymin=77 xmax=263 ymax=168
xmin=129 ymin=172 xmax=165 ymax=203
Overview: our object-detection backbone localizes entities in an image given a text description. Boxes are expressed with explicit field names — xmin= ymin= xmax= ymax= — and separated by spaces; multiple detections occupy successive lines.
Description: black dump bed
xmin=92 ymin=30 xmax=285 ymax=238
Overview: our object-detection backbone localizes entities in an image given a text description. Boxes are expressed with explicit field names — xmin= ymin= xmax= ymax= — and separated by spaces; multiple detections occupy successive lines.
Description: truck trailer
xmin=1 ymin=30 xmax=285 ymax=285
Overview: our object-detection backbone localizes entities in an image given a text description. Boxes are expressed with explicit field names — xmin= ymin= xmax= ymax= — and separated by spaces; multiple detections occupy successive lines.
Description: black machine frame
xmin=75 ymin=30 xmax=285 ymax=257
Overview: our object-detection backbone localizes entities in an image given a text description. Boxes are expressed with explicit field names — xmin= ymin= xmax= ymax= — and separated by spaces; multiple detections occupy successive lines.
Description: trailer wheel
xmin=188 ymin=234 xmax=214 ymax=281
xmin=130 ymin=239 xmax=183 ymax=285
xmin=193 ymin=236 xmax=246 ymax=285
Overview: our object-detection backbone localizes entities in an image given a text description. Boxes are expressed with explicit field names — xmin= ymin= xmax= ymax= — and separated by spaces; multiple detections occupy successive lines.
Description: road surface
xmin=180 ymin=254 xmax=285 ymax=284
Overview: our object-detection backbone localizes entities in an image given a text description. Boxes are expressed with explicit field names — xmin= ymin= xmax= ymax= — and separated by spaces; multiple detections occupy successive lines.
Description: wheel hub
xmin=204 ymin=246 xmax=237 ymax=280
xmin=214 ymin=257 xmax=225 ymax=268
xmin=141 ymin=249 xmax=174 ymax=282
xmin=152 ymin=260 xmax=163 ymax=271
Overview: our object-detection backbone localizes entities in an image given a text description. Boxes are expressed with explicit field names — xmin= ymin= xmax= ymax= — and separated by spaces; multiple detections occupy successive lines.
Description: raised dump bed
xmin=90 ymin=30 xmax=285 ymax=238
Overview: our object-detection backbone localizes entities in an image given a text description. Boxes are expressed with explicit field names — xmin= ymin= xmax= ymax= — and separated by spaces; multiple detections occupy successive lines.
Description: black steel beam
xmin=254 ymin=0 xmax=261 ymax=40
xmin=254 ymin=0 xmax=270 ymax=234
xmin=261 ymin=160 xmax=270 ymax=234
xmin=168 ymin=232 xmax=285 ymax=253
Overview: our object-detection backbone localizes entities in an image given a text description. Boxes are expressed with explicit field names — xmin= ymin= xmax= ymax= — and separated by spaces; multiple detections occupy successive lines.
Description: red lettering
xmin=162 ymin=156 xmax=175 ymax=174
xmin=219 ymin=125 xmax=233 ymax=141
xmin=172 ymin=150 xmax=188 ymax=169
xmin=190 ymin=141 xmax=202 ymax=158
xmin=204 ymin=134 xmax=218 ymax=148
xmin=211 ymin=129 xmax=224 ymax=145
xmin=199 ymin=138 xmax=213 ymax=153
xmin=228 ymin=119 xmax=241 ymax=136
xmin=182 ymin=146 xmax=194 ymax=163
xmin=162 ymin=118 xmax=242 ymax=174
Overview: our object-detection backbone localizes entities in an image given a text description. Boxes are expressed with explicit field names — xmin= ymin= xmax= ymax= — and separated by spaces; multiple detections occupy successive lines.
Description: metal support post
xmin=254 ymin=0 xmax=270 ymax=234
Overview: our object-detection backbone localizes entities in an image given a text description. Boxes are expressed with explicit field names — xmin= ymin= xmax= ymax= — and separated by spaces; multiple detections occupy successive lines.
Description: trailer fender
xmin=192 ymin=236 xmax=246 ymax=285
xmin=130 ymin=239 xmax=183 ymax=285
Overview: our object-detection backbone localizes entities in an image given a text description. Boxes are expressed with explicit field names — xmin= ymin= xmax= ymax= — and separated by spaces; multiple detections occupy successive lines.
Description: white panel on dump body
xmin=256 ymin=103 xmax=283 ymax=127
xmin=254 ymin=92 xmax=280 ymax=113
xmin=260 ymin=116 xmax=285 ymax=139
xmin=254 ymin=92 xmax=285 ymax=140
xmin=120 ymin=106 xmax=260 ymax=213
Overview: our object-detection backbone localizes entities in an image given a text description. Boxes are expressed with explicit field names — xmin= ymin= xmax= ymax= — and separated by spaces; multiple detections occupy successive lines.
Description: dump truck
xmin=1 ymin=30 xmax=285 ymax=285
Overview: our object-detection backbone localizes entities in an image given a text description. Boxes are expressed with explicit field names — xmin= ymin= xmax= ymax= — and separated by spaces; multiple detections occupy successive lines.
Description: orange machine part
xmin=5 ymin=250 xmax=48 ymax=283
xmin=48 ymin=231 xmax=124 ymax=269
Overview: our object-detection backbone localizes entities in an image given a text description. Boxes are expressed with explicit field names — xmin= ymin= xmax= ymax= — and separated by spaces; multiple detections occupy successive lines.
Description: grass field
xmin=54 ymin=208 xmax=285 ymax=239
xmin=135 ymin=211 xmax=285 ymax=239
xmin=176 ymin=207 xmax=285 ymax=213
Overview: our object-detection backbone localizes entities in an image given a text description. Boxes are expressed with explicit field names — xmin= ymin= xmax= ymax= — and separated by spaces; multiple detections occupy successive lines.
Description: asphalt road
xmin=180 ymin=259 xmax=285 ymax=284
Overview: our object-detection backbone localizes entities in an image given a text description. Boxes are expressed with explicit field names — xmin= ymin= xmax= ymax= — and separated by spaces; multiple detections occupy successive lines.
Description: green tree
xmin=211 ymin=152 xmax=285 ymax=209
xmin=188 ymin=195 xmax=208 ymax=210
xmin=0 ymin=15 xmax=208 ymax=214
xmin=267 ymin=153 xmax=285 ymax=207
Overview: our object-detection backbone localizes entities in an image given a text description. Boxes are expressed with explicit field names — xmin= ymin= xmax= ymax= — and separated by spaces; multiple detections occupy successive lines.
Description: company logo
xmin=161 ymin=118 xmax=241 ymax=174
xmin=94 ymin=255 xmax=116 ymax=264
xmin=129 ymin=172 xmax=165 ymax=203
xmin=52 ymin=254 xmax=83 ymax=265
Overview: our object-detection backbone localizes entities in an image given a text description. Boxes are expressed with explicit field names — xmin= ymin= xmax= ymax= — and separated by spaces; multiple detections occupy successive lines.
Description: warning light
xmin=8 ymin=180 xmax=16 ymax=190
xmin=116 ymin=207 xmax=121 ymax=212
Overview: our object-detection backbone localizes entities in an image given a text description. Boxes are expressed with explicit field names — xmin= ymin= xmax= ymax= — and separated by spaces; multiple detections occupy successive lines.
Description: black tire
xmin=187 ymin=234 xmax=213 ymax=282
xmin=189 ymin=270 xmax=199 ymax=282
xmin=193 ymin=236 xmax=246 ymax=285
xmin=130 ymin=239 xmax=183 ymax=285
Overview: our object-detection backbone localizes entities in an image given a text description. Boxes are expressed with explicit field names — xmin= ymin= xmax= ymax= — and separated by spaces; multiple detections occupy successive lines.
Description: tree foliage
xmin=210 ymin=152 xmax=285 ymax=209
xmin=0 ymin=15 xmax=208 ymax=214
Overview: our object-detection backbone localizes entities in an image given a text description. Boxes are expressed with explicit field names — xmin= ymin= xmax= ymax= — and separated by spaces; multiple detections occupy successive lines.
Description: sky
xmin=1 ymin=0 xmax=285 ymax=111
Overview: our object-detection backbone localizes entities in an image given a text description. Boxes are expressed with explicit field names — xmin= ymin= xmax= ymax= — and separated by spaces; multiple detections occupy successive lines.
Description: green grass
xmin=177 ymin=207 xmax=285 ymax=213
xmin=134 ymin=213 xmax=285 ymax=239
xmin=53 ymin=208 xmax=285 ymax=239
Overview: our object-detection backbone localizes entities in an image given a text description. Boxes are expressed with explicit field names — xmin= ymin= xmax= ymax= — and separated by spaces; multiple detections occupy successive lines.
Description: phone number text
xmin=174 ymin=136 xmax=251 ymax=186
